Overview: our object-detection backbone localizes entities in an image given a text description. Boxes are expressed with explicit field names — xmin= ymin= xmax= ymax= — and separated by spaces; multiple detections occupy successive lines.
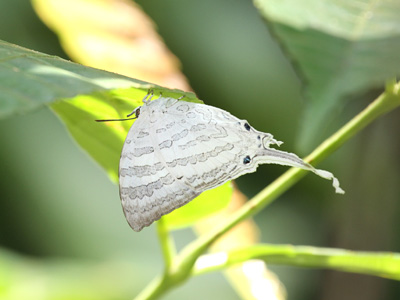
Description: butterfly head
xmin=233 ymin=120 xmax=286 ymax=171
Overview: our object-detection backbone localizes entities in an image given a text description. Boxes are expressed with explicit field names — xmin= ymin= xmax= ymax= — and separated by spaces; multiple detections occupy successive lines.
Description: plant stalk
xmin=135 ymin=80 xmax=400 ymax=300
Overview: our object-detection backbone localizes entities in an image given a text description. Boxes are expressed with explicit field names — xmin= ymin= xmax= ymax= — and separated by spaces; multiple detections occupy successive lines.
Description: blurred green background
xmin=1 ymin=0 xmax=400 ymax=299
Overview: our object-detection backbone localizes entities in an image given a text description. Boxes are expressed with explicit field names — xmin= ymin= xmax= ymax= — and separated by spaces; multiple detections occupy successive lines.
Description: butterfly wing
xmin=152 ymin=100 xmax=252 ymax=193
xmin=120 ymin=96 xmax=344 ymax=232
xmin=119 ymin=99 xmax=201 ymax=232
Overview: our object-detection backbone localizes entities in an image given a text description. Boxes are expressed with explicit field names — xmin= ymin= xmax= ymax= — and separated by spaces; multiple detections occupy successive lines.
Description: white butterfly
xmin=119 ymin=92 xmax=344 ymax=231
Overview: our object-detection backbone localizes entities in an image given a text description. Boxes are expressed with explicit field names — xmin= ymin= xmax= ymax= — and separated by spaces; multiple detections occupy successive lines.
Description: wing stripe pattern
xmin=119 ymin=95 xmax=344 ymax=231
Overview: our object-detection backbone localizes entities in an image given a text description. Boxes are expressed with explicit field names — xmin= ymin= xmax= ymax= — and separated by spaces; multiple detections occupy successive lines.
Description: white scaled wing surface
xmin=119 ymin=96 xmax=344 ymax=231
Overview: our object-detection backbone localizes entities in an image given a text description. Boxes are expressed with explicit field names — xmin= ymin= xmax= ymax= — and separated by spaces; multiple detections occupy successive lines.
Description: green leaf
xmin=194 ymin=244 xmax=400 ymax=280
xmin=0 ymin=39 xmax=231 ymax=226
xmin=0 ymin=39 xmax=147 ymax=119
xmin=253 ymin=0 xmax=400 ymax=150
xmin=162 ymin=181 xmax=233 ymax=230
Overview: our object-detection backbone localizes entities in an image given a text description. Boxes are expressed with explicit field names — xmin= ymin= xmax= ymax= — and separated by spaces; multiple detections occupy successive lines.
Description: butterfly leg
xmin=143 ymin=89 xmax=154 ymax=104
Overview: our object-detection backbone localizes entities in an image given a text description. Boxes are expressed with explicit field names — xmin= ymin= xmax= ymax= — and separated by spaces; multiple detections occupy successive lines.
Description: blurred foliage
xmin=254 ymin=0 xmax=400 ymax=152
xmin=0 ymin=0 xmax=400 ymax=300
xmin=31 ymin=0 xmax=190 ymax=90
xmin=0 ymin=248 xmax=138 ymax=300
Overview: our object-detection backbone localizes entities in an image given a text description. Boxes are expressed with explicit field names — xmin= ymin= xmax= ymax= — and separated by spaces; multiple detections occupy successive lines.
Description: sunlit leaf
xmin=0 ymin=40 xmax=146 ymax=119
xmin=32 ymin=0 xmax=190 ymax=90
xmin=162 ymin=181 xmax=233 ymax=230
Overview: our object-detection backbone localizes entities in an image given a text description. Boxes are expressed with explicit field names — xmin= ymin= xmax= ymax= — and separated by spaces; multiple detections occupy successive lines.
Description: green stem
xmin=134 ymin=220 xmax=177 ymax=300
xmin=134 ymin=275 xmax=168 ymax=300
xmin=136 ymin=80 xmax=400 ymax=300
xmin=173 ymin=80 xmax=400 ymax=280
xmin=192 ymin=244 xmax=400 ymax=280
xmin=156 ymin=218 xmax=176 ymax=270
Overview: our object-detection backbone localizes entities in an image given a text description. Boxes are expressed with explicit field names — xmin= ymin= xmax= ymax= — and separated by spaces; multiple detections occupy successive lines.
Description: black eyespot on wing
xmin=244 ymin=123 xmax=251 ymax=131
xmin=243 ymin=155 xmax=251 ymax=164
xmin=257 ymin=135 xmax=261 ymax=140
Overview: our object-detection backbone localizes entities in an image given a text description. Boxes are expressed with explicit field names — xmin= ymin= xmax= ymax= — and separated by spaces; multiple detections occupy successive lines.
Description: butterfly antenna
xmin=95 ymin=116 xmax=137 ymax=122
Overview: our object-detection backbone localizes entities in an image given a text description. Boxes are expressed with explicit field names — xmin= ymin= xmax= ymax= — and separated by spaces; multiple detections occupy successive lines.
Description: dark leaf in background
xmin=254 ymin=0 xmax=400 ymax=151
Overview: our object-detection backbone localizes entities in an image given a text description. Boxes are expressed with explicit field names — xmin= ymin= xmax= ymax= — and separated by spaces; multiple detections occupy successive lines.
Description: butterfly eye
xmin=243 ymin=155 xmax=251 ymax=164
xmin=244 ymin=123 xmax=251 ymax=131
xmin=135 ymin=108 xmax=141 ymax=118
xmin=126 ymin=106 xmax=141 ymax=118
